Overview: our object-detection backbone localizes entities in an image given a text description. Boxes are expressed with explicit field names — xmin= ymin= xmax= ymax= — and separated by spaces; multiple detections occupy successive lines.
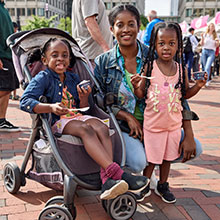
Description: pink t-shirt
xmin=144 ymin=61 xmax=183 ymax=132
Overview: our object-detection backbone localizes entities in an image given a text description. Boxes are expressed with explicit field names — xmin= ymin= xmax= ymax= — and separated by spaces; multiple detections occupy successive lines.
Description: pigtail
xmin=172 ymin=22 xmax=186 ymax=100
xmin=27 ymin=48 xmax=42 ymax=64
xmin=143 ymin=24 xmax=160 ymax=99
xmin=27 ymin=38 xmax=56 ymax=64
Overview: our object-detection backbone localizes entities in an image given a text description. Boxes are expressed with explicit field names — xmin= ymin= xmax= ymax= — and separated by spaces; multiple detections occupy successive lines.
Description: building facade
xmin=103 ymin=0 xmax=145 ymax=15
xmin=5 ymin=0 xmax=145 ymax=28
xmin=179 ymin=0 xmax=220 ymax=23
xmin=5 ymin=0 xmax=67 ymax=27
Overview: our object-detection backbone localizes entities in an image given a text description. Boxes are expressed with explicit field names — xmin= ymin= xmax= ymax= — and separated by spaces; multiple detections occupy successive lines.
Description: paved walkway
xmin=0 ymin=77 xmax=220 ymax=220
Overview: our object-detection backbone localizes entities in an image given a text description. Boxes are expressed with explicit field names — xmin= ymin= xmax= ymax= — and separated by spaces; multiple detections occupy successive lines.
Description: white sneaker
xmin=205 ymin=81 xmax=210 ymax=87
xmin=150 ymin=170 xmax=158 ymax=190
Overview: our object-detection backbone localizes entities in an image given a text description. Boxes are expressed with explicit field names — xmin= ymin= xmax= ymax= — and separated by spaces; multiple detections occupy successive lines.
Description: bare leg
xmin=159 ymin=160 xmax=170 ymax=184
xmin=63 ymin=120 xmax=113 ymax=169
xmin=0 ymin=93 xmax=10 ymax=118
xmin=143 ymin=163 xmax=155 ymax=179
xmin=0 ymin=91 xmax=10 ymax=99
xmin=85 ymin=119 xmax=113 ymax=159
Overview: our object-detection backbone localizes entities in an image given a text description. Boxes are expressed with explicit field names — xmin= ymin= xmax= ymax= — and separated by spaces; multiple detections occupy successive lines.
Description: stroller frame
xmin=3 ymin=28 xmax=137 ymax=220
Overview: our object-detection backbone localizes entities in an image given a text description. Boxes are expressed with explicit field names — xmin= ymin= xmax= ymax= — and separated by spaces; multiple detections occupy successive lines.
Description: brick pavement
xmin=0 ymin=77 xmax=220 ymax=220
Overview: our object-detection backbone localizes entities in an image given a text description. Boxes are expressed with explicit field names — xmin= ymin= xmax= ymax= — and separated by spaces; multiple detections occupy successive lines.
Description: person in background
xmin=0 ymin=0 xmax=20 ymax=132
xmin=201 ymin=23 xmax=219 ymax=87
xmin=10 ymin=21 xmax=20 ymax=100
xmin=213 ymin=44 xmax=219 ymax=77
xmin=183 ymin=27 xmax=199 ymax=83
xmin=71 ymin=0 xmax=113 ymax=68
xmin=192 ymin=36 xmax=201 ymax=72
xmin=142 ymin=10 xmax=163 ymax=46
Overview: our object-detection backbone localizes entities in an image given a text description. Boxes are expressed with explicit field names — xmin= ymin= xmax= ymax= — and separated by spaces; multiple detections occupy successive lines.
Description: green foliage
xmin=22 ymin=15 xmax=57 ymax=31
xmin=57 ymin=17 xmax=72 ymax=35
xmin=140 ymin=14 xmax=148 ymax=30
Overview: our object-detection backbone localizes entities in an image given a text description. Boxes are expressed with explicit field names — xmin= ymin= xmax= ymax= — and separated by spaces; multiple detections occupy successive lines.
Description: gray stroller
xmin=3 ymin=28 xmax=137 ymax=220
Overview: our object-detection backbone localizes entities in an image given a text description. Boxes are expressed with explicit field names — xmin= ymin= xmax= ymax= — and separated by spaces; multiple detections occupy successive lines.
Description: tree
xmin=140 ymin=14 xmax=148 ymax=30
xmin=57 ymin=17 xmax=72 ymax=35
xmin=22 ymin=15 xmax=57 ymax=31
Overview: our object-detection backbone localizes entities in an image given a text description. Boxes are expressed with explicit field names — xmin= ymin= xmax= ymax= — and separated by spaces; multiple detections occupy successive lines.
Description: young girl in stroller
xmin=20 ymin=37 xmax=149 ymax=200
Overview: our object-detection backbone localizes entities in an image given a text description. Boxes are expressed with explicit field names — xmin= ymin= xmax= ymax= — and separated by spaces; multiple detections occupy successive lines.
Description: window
xmin=112 ymin=3 xmax=120 ymax=7
xmin=205 ymin=8 xmax=215 ymax=17
xmin=186 ymin=8 xmax=192 ymax=17
xmin=104 ymin=3 xmax=111 ymax=10
xmin=17 ymin=8 xmax=25 ymax=16
xmin=37 ymin=8 xmax=45 ymax=16
xmin=193 ymin=8 xmax=203 ymax=17
xmin=194 ymin=0 xmax=203 ymax=2
xmin=8 ymin=8 xmax=15 ymax=16
xmin=186 ymin=0 xmax=192 ymax=2
xmin=27 ymin=8 xmax=36 ymax=16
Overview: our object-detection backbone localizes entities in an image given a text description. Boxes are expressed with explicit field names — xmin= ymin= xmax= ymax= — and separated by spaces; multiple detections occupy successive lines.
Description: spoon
xmin=140 ymin=76 xmax=155 ymax=79
xmin=68 ymin=107 xmax=90 ymax=112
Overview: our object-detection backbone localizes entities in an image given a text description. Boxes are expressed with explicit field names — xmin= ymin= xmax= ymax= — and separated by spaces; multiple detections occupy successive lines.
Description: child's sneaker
xmin=134 ymin=184 xmax=151 ymax=202
xmin=100 ymin=178 xmax=128 ymax=200
xmin=154 ymin=182 xmax=176 ymax=204
xmin=121 ymin=172 xmax=150 ymax=193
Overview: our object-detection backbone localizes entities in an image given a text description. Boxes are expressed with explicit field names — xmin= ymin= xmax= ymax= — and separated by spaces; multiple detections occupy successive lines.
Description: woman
xmin=94 ymin=4 xmax=202 ymax=201
xmin=201 ymin=23 xmax=219 ymax=87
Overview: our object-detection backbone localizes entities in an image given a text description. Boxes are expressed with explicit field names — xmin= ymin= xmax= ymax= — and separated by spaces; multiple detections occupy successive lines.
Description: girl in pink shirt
xmin=131 ymin=22 xmax=207 ymax=203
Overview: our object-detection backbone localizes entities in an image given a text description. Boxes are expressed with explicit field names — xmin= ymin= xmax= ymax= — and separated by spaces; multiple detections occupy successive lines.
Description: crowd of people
xmin=1 ymin=0 xmax=218 ymax=205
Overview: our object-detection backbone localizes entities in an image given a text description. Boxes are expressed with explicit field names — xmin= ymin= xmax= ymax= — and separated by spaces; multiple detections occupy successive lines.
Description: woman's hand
xmin=179 ymin=120 xmax=196 ymax=162
xmin=126 ymin=114 xmax=143 ymax=141
xmin=130 ymin=74 xmax=142 ymax=89
xmin=179 ymin=133 xmax=196 ymax=163
xmin=130 ymin=74 xmax=145 ymax=99
xmin=50 ymin=103 xmax=69 ymax=115
xmin=77 ymin=84 xmax=91 ymax=107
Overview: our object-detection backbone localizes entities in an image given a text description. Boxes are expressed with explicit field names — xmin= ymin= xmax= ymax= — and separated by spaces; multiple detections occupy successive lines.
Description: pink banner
xmin=191 ymin=15 xmax=209 ymax=29
xmin=179 ymin=21 xmax=188 ymax=33
xmin=215 ymin=12 xmax=220 ymax=24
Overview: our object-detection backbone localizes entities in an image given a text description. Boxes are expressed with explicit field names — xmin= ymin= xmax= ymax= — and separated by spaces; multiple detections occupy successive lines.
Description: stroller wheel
xmin=39 ymin=204 xmax=73 ymax=220
xmin=107 ymin=192 xmax=137 ymax=220
xmin=45 ymin=196 xmax=64 ymax=207
xmin=3 ymin=162 xmax=21 ymax=194
xmin=101 ymin=199 xmax=108 ymax=212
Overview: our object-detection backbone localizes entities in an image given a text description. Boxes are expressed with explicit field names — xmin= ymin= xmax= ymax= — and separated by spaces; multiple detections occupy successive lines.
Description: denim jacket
xmin=94 ymin=41 xmax=149 ymax=116
xmin=20 ymin=68 xmax=80 ymax=125
xmin=94 ymin=41 xmax=196 ymax=120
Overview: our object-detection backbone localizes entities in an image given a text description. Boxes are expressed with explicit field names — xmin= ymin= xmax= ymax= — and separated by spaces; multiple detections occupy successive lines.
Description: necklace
xmin=157 ymin=61 xmax=174 ymax=87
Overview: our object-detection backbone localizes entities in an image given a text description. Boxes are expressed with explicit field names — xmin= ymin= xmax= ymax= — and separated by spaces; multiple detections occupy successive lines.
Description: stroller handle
xmin=6 ymin=31 xmax=30 ymax=47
